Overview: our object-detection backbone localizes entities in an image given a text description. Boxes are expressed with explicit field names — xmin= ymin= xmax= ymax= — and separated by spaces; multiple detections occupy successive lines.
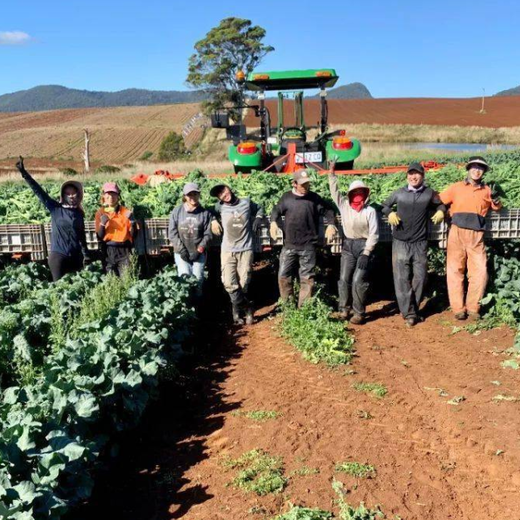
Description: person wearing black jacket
xmin=270 ymin=169 xmax=337 ymax=307
xmin=16 ymin=157 xmax=89 ymax=281
xmin=382 ymin=163 xmax=446 ymax=326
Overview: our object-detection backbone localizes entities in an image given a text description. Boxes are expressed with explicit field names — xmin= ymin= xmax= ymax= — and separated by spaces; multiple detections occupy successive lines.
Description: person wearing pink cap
xmin=95 ymin=182 xmax=137 ymax=275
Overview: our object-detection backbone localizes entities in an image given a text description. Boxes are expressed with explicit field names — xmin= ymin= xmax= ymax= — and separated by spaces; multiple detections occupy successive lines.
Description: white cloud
xmin=0 ymin=31 xmax=32 ymax=46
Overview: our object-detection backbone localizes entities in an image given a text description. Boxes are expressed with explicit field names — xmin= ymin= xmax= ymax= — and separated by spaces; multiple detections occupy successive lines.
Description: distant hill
xmin=495 ymin=85 xmax=520 ymax=96
xmin=313 ymin=82 xmax=373 ymax=99
xmin=0 ymin=85 xmax=209 ymax=113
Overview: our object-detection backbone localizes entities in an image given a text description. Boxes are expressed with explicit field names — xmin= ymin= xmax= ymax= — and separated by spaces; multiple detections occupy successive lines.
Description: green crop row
xmin=3 ymin=150 xmax=520 ymax=224
xmin=0 ymin=266 xmax=195 ymax=519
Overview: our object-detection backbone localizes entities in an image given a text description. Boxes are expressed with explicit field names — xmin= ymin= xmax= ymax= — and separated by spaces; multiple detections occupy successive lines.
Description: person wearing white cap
xmin=328 ymin=160 xmax=379 ymax=324
xmin=439 ymin=156 xmax=502 ymax=320
xmin=95 ymin=182 xmax=137 ymax=275
xmin=270 ymin=169 xmax=337 ymax=307
xmin=16 ymin=156 xmax=90 ymax=281
xmin=168 ymin=182 xmax=212 ymax=295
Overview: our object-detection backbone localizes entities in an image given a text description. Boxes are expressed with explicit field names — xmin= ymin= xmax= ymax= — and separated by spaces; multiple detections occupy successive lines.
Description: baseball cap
xmin=183 ymin=182 xmax=201 ymax=195
xmin=466 ymin=156 xmax=489 ymax=172
xmin=407 ymin=162 xmax=425 ymax=175
xmin=102 ymin=182 xmax=120 ymax=194
xmin=293 ymin=169 xmax=311 ymax=185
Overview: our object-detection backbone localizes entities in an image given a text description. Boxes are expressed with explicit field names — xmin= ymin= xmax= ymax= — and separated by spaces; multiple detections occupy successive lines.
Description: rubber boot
xmin=298 ymin=277 xmax=314 ymax=308
xmin=229 ymin=290 xmax=245 ymax=325
xmin=232 ymin=303 xmax=244 ymax=325
xmin=278 ymin=277 xmax=294 ymax=302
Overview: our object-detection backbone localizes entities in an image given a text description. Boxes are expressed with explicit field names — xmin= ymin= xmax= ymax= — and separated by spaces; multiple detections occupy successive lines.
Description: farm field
xmin=0 ymin=103 xmax=200 ymax=166
xmin=70 ymin=288 xmax=520 ymax=520
xmin=245 ymin=96 xmax=520 ymax=128
xmin=2 ymin=96 xmax=520 ymax=170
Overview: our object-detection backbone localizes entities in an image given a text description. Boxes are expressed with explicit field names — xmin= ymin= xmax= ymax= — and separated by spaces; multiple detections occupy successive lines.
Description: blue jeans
xmin=174 ymin=253 xmax=206 ymax=294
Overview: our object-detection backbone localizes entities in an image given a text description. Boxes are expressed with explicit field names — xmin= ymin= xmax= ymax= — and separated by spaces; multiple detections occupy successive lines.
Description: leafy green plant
xmin=274 ymin=506 xmax=333 ymax=519
xmin=280 ymin=296 xmax=355 ymax=366
xmin=353 ymin=382 xmax=388 ymax=399
xmin=232 ymin=409 xmax=280 ymax=422
xmin=223 ymin=449 xmax=287 ymax=496
xmin=335 ymin=461 xmax=376 ymax=479
xmin=333 ymin=480 xmax=385 ymax=520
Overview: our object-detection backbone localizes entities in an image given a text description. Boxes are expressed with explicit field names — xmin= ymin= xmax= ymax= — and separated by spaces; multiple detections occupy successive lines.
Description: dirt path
xmin=74 ymin=302 xmax=520 ymax=520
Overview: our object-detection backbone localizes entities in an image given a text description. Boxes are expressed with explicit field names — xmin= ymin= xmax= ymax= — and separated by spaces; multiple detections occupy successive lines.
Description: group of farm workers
xmin=15 ymin=155 xmax=501 ymax=327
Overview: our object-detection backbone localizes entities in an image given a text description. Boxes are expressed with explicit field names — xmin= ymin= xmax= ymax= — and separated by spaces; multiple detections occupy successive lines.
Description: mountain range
xmin=0 ymin=83 xmax=373 ymax=112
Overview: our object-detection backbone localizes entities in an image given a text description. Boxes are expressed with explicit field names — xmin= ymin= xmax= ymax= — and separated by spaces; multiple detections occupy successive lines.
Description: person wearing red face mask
xmin=329 ymin=160 xmax=379 ymax=324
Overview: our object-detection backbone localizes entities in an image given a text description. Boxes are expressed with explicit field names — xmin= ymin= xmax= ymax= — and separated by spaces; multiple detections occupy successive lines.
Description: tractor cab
xmin=212 ymin=68 xmax=361 ymax=173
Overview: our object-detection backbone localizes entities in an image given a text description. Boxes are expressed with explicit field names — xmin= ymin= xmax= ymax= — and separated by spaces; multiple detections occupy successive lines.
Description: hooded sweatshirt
xmin=329 ymin=175 xmax=379 ymax=255
xmin=21 ymin=170 xmax=88 ymax=257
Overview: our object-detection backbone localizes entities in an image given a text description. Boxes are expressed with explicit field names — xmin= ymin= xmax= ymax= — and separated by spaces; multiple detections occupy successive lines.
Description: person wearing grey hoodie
xmin=329 ymin=162 xmax=379 ymax=324
xmin=16 ymin=157 xmax=89 ymax=281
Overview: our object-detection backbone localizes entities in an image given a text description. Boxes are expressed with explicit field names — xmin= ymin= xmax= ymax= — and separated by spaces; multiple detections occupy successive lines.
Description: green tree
xmin=158 ymin=131 xmax=187 ymax=161
xmin=186 ymin=17 xmax=274 ymax=118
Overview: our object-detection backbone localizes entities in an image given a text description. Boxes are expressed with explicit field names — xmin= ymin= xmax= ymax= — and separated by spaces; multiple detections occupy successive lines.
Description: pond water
xmin=393 ymin=143 xmax=519 ymax=153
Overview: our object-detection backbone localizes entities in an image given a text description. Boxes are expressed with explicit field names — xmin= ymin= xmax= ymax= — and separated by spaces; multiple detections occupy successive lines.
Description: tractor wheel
xmin=336 ymin=161 xmax=355 ymax=171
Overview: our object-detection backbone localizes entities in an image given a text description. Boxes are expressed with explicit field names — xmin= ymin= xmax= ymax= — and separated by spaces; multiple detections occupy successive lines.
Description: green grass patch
xmin=232 ymin=410 xmax=281 ymax=422
xmin=280 ymin=296 xmax=355 ymax=366
xmin=290 ymin=466 xmax=320 ymax=477
xmin=353 ymin=382 xmax=388 ymax=399
xmin=335 ymin=461 xmax=376 ymax=479
xmin=223 ymin=449 xmax=287 ymax=496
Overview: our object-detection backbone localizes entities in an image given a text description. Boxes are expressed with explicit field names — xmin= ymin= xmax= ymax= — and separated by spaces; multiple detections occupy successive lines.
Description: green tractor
xmin=211 ymin=68 xmax=362 ymax=174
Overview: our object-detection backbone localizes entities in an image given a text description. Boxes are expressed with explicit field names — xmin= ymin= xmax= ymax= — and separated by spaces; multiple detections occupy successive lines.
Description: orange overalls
xmin=439 ymin=181 xmax=501 ymax=314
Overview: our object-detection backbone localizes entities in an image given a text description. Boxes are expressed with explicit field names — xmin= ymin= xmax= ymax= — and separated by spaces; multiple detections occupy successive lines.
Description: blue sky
xmin=0 ymin=0 xmax=518 ymax=98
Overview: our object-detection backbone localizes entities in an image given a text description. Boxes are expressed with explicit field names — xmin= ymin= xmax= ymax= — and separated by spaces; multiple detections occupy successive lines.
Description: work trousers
xmin=392 ymin=239 xmax=428 ymax=319
xmin=104 ymin=245 xmax=133 ymax=277
xmin=338 ymin=238 xmax=371 ymax=317
xmin=446 ymin=225 xmax=488 ymax=314
xmin=48 ymin=251 xmax=83 ymax=282
xmin=278 ymin=247 xmax=317 ymax=307
xmin=174 ymin=253 xmax=206 ymax=296
xmin=221 ymin=250 xmax=254 ymax=306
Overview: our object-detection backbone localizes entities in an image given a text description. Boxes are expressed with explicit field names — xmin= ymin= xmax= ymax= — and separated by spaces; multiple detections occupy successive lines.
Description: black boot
xmin=232 ymin=303 xmax=244 ymax=325
xmin=229 ymin=290 xmax=245 ymax=325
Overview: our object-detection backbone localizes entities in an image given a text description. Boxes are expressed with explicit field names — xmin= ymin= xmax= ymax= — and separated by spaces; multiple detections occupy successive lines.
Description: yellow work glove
xmin=325 ymin=224 xmax=338 ymax=241
xmin=388 ymin=212 xmax=401 ymax=227
xmin=270 ymin=221 xmax=280 ymax=241
xmin=211 ymin=219 xmax=223 ymax=236
xmin=431 ymin=210 xmax=445 ymax=225
xmin=103 ymin=205 xmax=116 ymax=213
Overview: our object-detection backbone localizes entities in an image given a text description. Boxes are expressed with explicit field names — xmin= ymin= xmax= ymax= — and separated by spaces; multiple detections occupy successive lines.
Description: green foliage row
xmin=280 ymin=296 xmax=355 ymax=367
xmin=0 ymin=266 xmax=195 ymax=519
xmin=4 ymin=149 xmax=520 ymax=225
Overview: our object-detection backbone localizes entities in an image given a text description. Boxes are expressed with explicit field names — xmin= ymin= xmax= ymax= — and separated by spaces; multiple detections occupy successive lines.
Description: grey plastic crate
xmin=485 ymin=209 xmax=520 ymax=239
xmin=0 ymin=224 xmax=47 ymax=260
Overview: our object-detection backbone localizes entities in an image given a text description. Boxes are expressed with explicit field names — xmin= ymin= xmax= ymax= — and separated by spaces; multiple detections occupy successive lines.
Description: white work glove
xmin=211 ymin=220 xmax=223 ymax=236
xmin=325 ymin=224 xmax=338 ymax=241
xmin=270 ymin=221 xmax=280 ymax=241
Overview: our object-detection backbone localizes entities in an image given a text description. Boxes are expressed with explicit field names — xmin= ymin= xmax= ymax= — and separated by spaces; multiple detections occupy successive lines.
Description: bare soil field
xmin=72 ymin=298 xmax=520 ymax=519
xmin=0 ymin=103 xmax=200 ymax=165
xmin=245 ymin=96 xmax=520 ymax=128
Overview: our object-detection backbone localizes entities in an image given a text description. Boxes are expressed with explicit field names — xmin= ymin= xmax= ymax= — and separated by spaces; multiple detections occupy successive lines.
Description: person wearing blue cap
xmin=168 ymin=182 xmax=212 ymax=295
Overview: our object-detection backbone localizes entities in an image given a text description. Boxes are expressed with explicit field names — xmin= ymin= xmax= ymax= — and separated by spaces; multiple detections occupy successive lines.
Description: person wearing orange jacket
xmin=439 ymin=156 xmax=502 ymax=321
xmin=95 ymin=182 xmax=137 ymax=275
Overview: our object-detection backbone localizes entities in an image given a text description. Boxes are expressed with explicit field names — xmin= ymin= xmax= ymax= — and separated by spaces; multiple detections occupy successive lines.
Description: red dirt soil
xmin=73 ymin=301 xmax=520 ymax=520
xmin=244 ymin=96 xmax=520 ymax=128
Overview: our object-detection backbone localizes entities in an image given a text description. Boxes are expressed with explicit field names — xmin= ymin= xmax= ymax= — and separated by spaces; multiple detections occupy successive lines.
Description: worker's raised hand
xmin=211 ymin=219 xmax=223 ymax=236
xmin=328 ymin=156 xmax=338 ymax=174
xmin=388 ymin=212 xmax=401 ymax=227
xmin=488 ymin=183 xmax=501 ymax=205
xmin=269 ymin=221 xmax=280 ymax=241
xmin=325 ymin=224 xmax=338 ymax=242
xmin=430 ymin=210 xmax=445 ymax=225
xmin=15 ymin=156 xmax=27 ymax=175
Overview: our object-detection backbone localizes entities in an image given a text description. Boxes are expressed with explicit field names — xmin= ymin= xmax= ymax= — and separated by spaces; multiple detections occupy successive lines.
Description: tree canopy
xmin=186 ymin=17 xmax=274 ymax=118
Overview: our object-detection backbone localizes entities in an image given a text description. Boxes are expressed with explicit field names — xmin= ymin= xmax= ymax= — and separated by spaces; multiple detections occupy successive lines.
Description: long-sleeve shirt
xmin=329 ymin=174 xmax=379 ymax=255
xmin=95 ymin=205 xmax=136 ymax=246
xmin=214 ymin=197 xmax=264 ymax=253
xmin=382 ymin=185 xmax=446 ymax=243
xmin=270 ymin=191 xmax=335 ymax=250
xmin=168 ymin=204 xmax=211 ymax=254
xmin=21 ymin=170 xmax=87 ymax=257
xmin=439 ymin=180 xmax=501 ymax=232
